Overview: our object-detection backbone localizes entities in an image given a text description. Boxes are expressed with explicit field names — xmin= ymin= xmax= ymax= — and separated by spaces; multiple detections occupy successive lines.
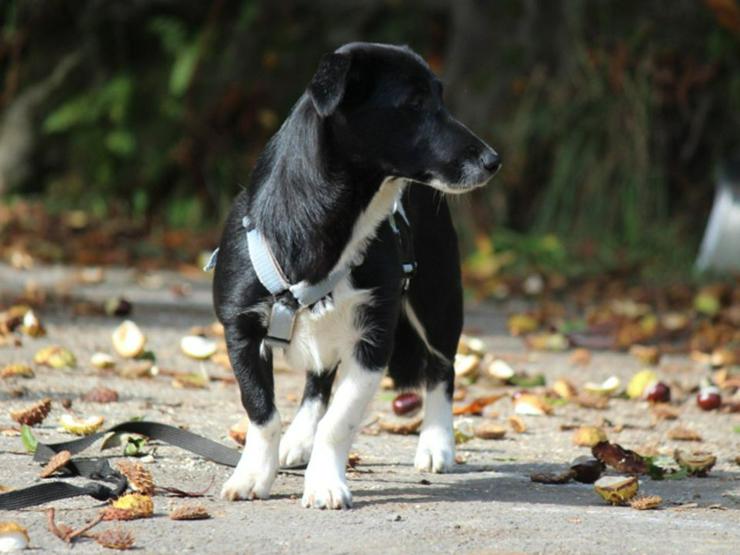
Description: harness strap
xmin=244 ymin=217 xmax=291 ymax=296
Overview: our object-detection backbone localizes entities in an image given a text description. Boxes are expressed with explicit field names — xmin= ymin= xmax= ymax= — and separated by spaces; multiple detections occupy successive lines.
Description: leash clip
xmin=264 ymin=297 xmax=298 ymax=349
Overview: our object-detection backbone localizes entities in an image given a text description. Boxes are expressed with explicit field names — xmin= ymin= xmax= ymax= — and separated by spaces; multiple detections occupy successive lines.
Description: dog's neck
xmin=246 ymin=96 xmax=404 ymax=284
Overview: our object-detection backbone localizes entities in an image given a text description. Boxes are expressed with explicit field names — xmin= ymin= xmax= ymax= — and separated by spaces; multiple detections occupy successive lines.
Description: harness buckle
xmin=264 ymin=298 xmax=298 ymax=349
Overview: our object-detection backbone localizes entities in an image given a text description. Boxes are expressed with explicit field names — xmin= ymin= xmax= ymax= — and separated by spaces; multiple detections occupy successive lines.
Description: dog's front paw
xmin=301 ymin=450 xmax=352 ymax=509
xmin=415 ymin=427 xmax=455 ymax=473
xmin=301 ymin=473 xmax=352 ymax=510
xmin=221 ymin=467 xmax=275 ymax=501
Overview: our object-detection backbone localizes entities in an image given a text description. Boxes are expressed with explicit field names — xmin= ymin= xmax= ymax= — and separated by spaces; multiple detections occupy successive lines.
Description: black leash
xmin=0 ymin=420 xmax=241 ymax=510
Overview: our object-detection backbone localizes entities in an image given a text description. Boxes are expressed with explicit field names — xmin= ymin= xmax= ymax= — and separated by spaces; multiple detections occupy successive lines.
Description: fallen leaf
xmin=630 ymin=495 xmax=662 ymax=510
xmin=508 ymin=415 xmax=527 ymax=433
xmin=667 ymin=426 xmax=702 ymax=442
xmin=169 ymin=505 xmax=210 ymax=521
xmin=592 ymin=441 xmax=647 ymax=475
xmin=378 ymin=416 xmax=422 ymax=435
xmin=453 ymin=394 xmax=505 ymax=416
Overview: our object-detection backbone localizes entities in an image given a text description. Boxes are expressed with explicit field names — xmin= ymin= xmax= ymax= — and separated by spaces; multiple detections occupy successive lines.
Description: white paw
xmin=221 ymin=413 xmax=280 ymax=501
xmin=221 ymin=467 xmax=275 ymax=501
xmin=301 ymin=471 xmax=352 ymax=510
xmin=415 ymin=427 xmax=455 ymax=473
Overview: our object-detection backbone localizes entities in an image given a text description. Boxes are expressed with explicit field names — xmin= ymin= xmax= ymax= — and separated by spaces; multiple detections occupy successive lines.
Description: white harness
xmin=205 ymin=198 xmax=414 ymax=348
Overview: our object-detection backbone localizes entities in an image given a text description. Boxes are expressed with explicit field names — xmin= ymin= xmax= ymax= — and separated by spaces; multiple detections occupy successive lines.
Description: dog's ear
xmin=308 ymin=52 xmax=351 ymax=117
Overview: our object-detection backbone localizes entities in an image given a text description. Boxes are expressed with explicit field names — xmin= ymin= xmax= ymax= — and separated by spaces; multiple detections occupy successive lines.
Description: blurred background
xmin=1 ymin=0 xmax=739 ymax=286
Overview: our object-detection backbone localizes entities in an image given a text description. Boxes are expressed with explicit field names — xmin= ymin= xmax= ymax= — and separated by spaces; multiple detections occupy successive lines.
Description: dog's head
xmin=307 ymin=42 xmax=500 ymax=193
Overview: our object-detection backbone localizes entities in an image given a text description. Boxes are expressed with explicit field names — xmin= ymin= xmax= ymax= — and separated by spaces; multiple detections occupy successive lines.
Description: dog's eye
xmin=406 ymin=95 xmax=425 ymax=110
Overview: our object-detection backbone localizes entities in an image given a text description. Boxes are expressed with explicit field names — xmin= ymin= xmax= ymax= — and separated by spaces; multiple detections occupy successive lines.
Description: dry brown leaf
xmin=592 ymin=441 xmax=647 ymax=475
xmin=667 ymin=426 xmax=702 ymax=442
xmin=508 ymin=415 xmax=527 ymax=433
xmin=378 ymin=416 xmax=422 ymax=435
xmin=630 ymin=495 xmax=663 ymax=510
xmin=83 ymin=387 xmax=119 ymax=403
xmin=574 ymin=393 xmax=609 ymax=410
xmin=569 ymin=348 xmax=592 ymax=366
xmin=39 ymin=450 xmax=71 ymax=478
xmin=474 ymin=421 xmax=506 ymax=440
xmin=453 ymin=394 xmax=505 ymax=416
xmin=169 ymin=505 xmax=211 ymax=521
xmin=651 ymin=403 xmax=679 ymax=420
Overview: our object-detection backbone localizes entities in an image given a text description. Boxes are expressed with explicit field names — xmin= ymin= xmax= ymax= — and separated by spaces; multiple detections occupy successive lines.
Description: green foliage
xmin=148 ymin=16 xmax=201 ymax=96
xmin=20 ymin=425 xmax=37 ymax=454
xmin=3 ymin=0 xmax=738 ymax=257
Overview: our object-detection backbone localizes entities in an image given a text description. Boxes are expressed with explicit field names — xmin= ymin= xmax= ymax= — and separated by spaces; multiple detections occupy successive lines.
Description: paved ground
xmin=0 ymin=264 xmax=738 ymax=554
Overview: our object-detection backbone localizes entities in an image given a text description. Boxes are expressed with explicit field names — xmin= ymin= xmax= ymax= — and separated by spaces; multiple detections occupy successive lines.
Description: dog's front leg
xmin=301 ymin=358 xmax=382 ymax=509
xmin=221 ymin=324 xmax=280 ymax=501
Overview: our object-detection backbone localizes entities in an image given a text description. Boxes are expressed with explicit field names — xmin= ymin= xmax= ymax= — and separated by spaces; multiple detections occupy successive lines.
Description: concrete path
xmin=0 ymin=264 xmax=738 ymax=554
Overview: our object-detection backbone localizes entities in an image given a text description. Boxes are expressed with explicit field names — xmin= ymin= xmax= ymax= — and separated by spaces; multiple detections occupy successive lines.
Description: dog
xmin=212 ymin=42 xmax=500 ymax=509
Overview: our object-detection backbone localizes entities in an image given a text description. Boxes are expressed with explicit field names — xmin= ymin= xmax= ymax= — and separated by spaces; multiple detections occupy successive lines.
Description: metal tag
xmin=264 ymin=299 xmax=298 ymax=349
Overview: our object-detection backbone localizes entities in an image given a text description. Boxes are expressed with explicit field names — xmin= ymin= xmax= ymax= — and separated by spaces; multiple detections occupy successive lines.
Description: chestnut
xmin=696 ymin=387 xmax=721 ymax=411
xmin=392 ymin=392 xmax=422 ymax=416
xmin=645 ymin=381 xmax=671 ymax=403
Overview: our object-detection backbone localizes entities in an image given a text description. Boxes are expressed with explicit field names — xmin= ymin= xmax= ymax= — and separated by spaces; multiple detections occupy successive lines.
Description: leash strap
xmin=0 ymin=421 xmax=241 ymax=510
xmin=33 ymin=421 xmax=241 ymax=467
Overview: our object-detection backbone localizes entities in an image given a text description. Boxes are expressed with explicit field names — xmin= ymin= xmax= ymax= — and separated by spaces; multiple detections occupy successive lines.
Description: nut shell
xmin=39 ymin=450 xmax=71 ymax=478
xmin=674 ymin=449 xmax=716 ymax=476
xmin=59 ymin=414 xmax=105 ymax=436
xmin=0 ymin=363 xmax=34 ymax=379
xmin=513 ymin=393 xmax=553 ymax=416
xmin=180 ymin=336 xmax=217 ymax=360
xmin=473 ymin=421 xmax=506 ymax=440
xmin=0 ymin=522 xmax=30 ymax=552
xmin=583 ymin=376 xmax=621 ymax=397
xmin=594 ymin=475 xmax=639 ymax=505
xmin=572 ymin=426 xmax=607 ymax=447
xmin=34 ymin=346 xmax=76 ymax=368
xmin=94 ymin=527 xmax=134 ymax=550
xmin=454 ymin=354 xmax=480 ymax=378
xmin=105 ymin=493 xmax=153 ymax=520
xmin=10 ymin=398 xmax=52 ymax=426
xmin=112 ymin=321 xmax=147 ymax=358
xmin=116 ymin=461 xmax=154 ymax=495
xmin=627 ymin=370 xmax=658 ymax=399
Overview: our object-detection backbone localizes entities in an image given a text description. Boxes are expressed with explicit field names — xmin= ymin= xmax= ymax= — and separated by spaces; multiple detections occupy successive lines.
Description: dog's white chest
xmin=283 ymin=278 xmax=371 ymax=372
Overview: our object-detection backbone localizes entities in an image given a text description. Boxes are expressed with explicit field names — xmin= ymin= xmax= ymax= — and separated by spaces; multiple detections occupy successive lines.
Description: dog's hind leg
xmin=280 ymin=367 xmax=337 ymax=467
xmin=414 ymin=357 xmax=455 ymax=473
xmin=221 ymin=322 xmax=281 ymax=501
xmin=301 ymin=358 xmax=383 ymax=509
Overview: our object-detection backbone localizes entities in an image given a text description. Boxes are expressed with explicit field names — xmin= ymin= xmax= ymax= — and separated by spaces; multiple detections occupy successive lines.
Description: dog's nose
xmin=480 ymin=149 xmax=501 ymax=173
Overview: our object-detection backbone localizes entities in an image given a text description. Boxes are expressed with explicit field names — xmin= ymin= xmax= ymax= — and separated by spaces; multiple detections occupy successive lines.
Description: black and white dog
xmin=213 ymin=42 xmax=500 ymax=509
